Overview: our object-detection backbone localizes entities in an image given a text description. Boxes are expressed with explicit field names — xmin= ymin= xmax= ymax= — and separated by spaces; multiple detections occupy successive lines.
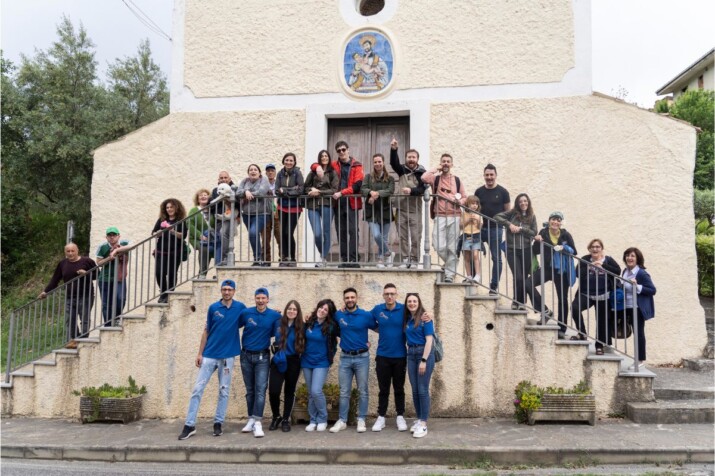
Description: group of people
xmin=178 ymin=282 xmax=436 ymax=440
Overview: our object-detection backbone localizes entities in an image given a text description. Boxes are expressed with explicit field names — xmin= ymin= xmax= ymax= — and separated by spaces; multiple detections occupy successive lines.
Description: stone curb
xmin=3 ymin=444 xmax=713 ymax=465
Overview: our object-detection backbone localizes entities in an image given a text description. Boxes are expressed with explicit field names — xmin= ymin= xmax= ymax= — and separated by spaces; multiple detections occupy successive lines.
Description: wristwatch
xmin=421 ymin=358 xmax=427 ymax=363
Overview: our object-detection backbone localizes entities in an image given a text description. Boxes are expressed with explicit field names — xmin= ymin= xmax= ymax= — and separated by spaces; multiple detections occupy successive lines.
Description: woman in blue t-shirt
xmin=403 ymin=293 xmax=435 ymax=439
xmin=268 ymin=300 xmax=305 ymax=432
xmin=300 ymin=299 xmax=338 ymax=432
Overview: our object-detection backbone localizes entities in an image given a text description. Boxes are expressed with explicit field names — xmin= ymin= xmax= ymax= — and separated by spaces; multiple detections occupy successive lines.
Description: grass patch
xmin=562 ymin=453 xmax=600 ymax=469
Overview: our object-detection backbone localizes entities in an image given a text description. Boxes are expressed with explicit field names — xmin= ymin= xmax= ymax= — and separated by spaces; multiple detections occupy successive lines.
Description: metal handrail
xmin=428 ymin=195 xmax=641 ymax=369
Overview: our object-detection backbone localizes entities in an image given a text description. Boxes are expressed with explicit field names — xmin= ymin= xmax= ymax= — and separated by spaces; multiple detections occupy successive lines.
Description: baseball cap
xmin=106 ymin=226 xmax=120 ymax=235
xmin=549 ymin=211 xmax=564 ymax=221
xmin=265 ymin=164 xmax=276 ymax=170
xmin=221 ymin=279 xmax=236 ymax=289
xmin=255 ymin=287 xmax=269 ymax=297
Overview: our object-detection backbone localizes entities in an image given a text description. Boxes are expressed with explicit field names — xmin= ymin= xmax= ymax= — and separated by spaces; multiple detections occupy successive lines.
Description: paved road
xmin=2 ymin=459 xmax=713 ymax=476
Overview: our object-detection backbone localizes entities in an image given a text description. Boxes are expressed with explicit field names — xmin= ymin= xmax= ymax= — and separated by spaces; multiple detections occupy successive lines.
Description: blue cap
xmin=221 ymin=279 xmax=236 ymax=289
xmin=265 ymin=164 xmax=276 ymax=170
xmin=255 ymin=287 xmax=269 ymax=297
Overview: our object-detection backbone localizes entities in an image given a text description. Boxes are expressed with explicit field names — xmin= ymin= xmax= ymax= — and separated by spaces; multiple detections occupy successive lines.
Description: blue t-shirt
xmin=335 ymin=307 xmax=377 ymax=352
xmin=274 ymin=322 xmax=297 ymax=357
xmin=405 ymin=319 xmax=435 ymax=347
xmin=371 ymin=303 xmax=406 ymax=358
xmin=301 ymin=322 xmax=331 ymax=369
xmin=202 ymin=299 xmax=246 ymax=359
xmin=239 ymin=307 xmax=281 ymax=351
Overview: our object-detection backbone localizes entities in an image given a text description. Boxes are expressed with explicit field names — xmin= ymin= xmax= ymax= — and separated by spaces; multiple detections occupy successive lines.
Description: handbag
xmin=614 ymin=314 xmax=633 ymax=339
xmin=432 ymin=332 xmax=444 ymax=363
xmin=181 ymin=241 xmax=191 ymax=262
xmin=271 ymin=349 xmax=288 ymax=373
xmin=608 ymin=287 xmax=625 ymax=311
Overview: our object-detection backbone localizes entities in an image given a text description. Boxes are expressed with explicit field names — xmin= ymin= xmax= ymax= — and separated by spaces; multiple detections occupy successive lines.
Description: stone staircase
xmin=626 ymin=367 xmax=715 ymax=424
xmin=2 ymin=270 xmax=659 ymax=419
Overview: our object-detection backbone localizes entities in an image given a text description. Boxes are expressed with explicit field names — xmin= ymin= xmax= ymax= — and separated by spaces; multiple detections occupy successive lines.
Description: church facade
xmin=92 ymin=0 xmax=705 ymax=364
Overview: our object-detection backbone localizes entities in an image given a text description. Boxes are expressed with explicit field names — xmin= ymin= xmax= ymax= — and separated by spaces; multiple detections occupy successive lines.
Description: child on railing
xmin=460 ymin=196 xmax=482 ymax=283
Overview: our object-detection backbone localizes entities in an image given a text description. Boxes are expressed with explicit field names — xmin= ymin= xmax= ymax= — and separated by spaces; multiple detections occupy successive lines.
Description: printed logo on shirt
xmin=246 ymin=317 xmax=258 ymax=326
xmin=340 ymin=318 xmax=348 ymax=327
xmin=213 ymin=311 xmax=225 ymax=319
xmin=378 ymin=312 xmax=389 ymax=320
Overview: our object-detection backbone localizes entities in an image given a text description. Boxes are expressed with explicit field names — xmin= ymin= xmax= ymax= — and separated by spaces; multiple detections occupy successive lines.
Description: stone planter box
xmin=80 ymin=395 xmax=143 ymax=424
xmin=528 ymin=394 xmax=595 ymax=426
xmin=291 ymin=387 xmax=357 ymax=426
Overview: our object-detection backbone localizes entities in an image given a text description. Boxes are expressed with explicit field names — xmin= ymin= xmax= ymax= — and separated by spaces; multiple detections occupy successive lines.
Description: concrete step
xmin=33 ymin=360 xmax=57 ymax=367
xmin=654 ymin=387 xmax=715 ymax=400
xmin=53 ymin=349 xmax=79 ymax=356
xmin=75 ymin=337 xmax=100 ymax=344
xmin=495 ymin=307 xmax=528 ymax=315
xmin=99 ymin=326 xmax=123 ymax=332
xmin=10 ymin=370 xmax=34 ymax=378
xmin=683 ymin=358 xmax=714 ymax=371
xmin=121 ymin=314 xmax=146 ymax=320
xmin=627 ymin=399 xmax=715 ymax=424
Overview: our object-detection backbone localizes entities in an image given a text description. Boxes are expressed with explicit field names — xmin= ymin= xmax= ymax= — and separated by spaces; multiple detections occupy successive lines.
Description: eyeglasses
xmin=336 ymin=148 xmax=347 ymax=153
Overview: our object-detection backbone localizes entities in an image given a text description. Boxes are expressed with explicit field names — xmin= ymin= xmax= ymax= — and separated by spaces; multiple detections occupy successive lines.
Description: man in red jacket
xmin=330 ymin=141 xmax=364 ymax=268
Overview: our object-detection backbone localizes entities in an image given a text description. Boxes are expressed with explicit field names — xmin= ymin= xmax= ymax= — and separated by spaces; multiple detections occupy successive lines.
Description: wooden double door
xmin=326 ymin=116 xmax=410 ymax=259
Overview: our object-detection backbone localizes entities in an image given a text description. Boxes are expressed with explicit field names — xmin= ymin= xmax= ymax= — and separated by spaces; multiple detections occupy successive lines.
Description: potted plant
xmin=292 ymin=383 xmax=358 ymax=425
xmin=73 ymin=376 xmax=146 ymax=424
xmin=514 ymin=379 xmax=595 ymax=426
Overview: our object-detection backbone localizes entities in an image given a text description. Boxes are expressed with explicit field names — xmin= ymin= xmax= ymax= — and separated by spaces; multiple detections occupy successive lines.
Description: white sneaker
xmin=627 ymin=362 xmax=647 ymax=372
xmin=356 ymin=419 xmax=367 ymax=433
xmin=474 ymin=274 xmax=481 ymax=284
xmin=305 ymin=423 xmax=317 ymax=432
xmin=316 ymin=422 xmax=328 ymax=432
xmin=396 ymin=415 xmax=408 ymax=432
xmin=413 ymin=424 xmax=428 ymax=438
xmin=252 ymin=421 xmax=264 ymax=438
xmin=372 ymin=416 xmax=386 ymax=432
xmin=241 ymin=418 xmax=255 ymax=433
xmin=329 ymin=419 xmax=347 ymax=433
xmin=376 ymin=258 xmax=385 ymax=268
xmin=385 ymin=252 xmax=394 ymax=267
xmin=410 ymin=420 xmax=421 ymax=433
xmin=399 ymin=258 xmax=409 ymax=269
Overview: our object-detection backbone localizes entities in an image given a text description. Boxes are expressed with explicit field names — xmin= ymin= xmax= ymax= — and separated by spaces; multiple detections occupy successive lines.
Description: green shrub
xmin=696 ymin=234 xmax=714 ymax=297
xmin=72 ymin=376 xmax=146 ymax=423
xmin=513 ymin=380 xmax=590 ymax=423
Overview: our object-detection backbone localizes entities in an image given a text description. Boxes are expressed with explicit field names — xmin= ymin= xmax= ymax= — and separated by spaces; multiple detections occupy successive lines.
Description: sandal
xmin=595 ymin=347 xmax=604 ymax=356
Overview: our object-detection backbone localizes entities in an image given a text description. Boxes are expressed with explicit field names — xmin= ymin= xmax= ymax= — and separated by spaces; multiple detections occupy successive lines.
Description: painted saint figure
xmin=349 ymin=35 xmax=389 ymax=92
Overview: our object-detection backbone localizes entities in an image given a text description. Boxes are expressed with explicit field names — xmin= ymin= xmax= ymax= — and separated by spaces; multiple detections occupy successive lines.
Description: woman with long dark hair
xmin=620 ymin=247 xmax=656 ymax=371
xmin=152 ymin=198 xmax=187 ymax=303
xmin=236 ymin=164 xmax=272 ymax=266
xmin=361 ymin=153 xmax=395 ymax=267
xmin=403 ymin=292 xmax=435 ymax=438
xmin=495 ymin=193 xmax=537 ymax=309
xmin=304 ymin=150 xmax=338 ymax=266
xmin=301 ymin=299 xmax=339 ymax=432
xmin=275 ymin=153 xmax=304 ymax=266
xmin=268 ymin=300 xmax=305 ymax=432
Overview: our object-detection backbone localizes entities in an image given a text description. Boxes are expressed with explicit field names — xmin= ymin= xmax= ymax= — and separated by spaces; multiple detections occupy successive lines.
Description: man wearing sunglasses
xmin=329 ymin=141 xmax=364 ymax=267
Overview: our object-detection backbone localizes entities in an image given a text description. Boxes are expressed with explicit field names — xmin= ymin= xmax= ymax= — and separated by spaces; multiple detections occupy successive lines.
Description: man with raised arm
xmin=389 ymin=138 xmax=426 ymax=268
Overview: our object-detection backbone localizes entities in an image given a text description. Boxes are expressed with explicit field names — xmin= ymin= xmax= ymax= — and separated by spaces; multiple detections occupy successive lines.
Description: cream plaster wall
xmin=182 ymin=0 xmax=574 ymax=98
xmin=4 ymin=269 xmax=651 ymax=419
xmin=430 ymin=94 xmax=704 ymax=365
xmin=91 ymin=110 xmax=305 ymax=250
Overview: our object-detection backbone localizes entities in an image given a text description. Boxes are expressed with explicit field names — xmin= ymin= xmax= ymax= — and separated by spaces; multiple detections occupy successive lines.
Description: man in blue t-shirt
xmin=178 ymin=280 xmax=246 ymax=440
xmin=238 ymin=287 xmax=281 ymax=438
xmin=330 ymin=287 xmax=377 ymax=433
xmin=369 ymin=283 xmax=408 ymax=432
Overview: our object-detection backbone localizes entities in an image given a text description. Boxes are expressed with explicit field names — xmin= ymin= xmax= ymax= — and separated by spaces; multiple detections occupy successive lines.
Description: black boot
xmin=281 ymin=419 xmax=291 ymax=432
xmin=268 ymin=416 xmax=282 ymax=431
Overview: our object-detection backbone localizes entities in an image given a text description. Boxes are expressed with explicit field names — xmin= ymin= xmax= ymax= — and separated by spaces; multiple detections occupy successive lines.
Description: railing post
xmin=226 ymin=190 xmax=237 ymax=266
xmin=631 ymin=282 xmax=640 ymax=372
xmin=539 ymin=240 xmax=546 ymax=324
xmin=5 ymin=313 xmax=15 ymax=383
xmin=422 ymin=189 xmax=431 ymax=269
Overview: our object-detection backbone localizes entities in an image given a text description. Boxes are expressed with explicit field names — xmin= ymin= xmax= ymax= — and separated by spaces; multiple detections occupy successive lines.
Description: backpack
xmin=430 ymin=174 xmax=461 ymax=219
xmin=433 ymin=332 xmax=444 ymax=363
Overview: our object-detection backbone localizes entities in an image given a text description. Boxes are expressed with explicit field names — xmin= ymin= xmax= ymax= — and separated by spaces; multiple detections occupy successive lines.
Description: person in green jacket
xmin=188 ymin=188 xmax=217 ymax=278
xmin=361 ymin=153 xmax=395 ymax=267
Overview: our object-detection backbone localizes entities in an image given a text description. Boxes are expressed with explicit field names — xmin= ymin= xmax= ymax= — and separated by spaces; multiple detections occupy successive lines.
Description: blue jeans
xmin=481 ymin=225 xmax=504 ymax=290
xmin=369 ymin=222 xmax=391 ymax=257
xmin=307 ymin=207 xmax=333 ymax=258
xmin=302 ymin=367 xmax=330 ymax=424
xmin=185 ymin=357 xmax=235 ymax=427
xmin=338 ymin=352 xmax=369 ymax=421
xmin=242 ymin=214 xmax=268 ymax=261
xmin=99 ymin=280 xmax=126 ymax=326
xmin=240 ymin=351 xmax=270 ymax=418
xmin=407 ymin=345 xmax=435 ymax=421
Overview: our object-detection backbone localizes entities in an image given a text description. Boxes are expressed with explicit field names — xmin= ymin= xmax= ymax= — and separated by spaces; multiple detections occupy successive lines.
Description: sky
xmin=1 ymin=0 xmax=714 ymax=108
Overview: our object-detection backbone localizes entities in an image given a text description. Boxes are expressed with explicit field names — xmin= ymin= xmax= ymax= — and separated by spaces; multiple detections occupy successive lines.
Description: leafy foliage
xmin=696 ymin=234 xmax=714 ymax=297
xmin=513 ymin=380 xmax=591 ymax=423
xmin=1 ymin=16 xmax=168 ymax=306
xmin=668 ymin=90 xmax=714 ymax=190
xmin=73 ymin=376 xmax=146 ymax=423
